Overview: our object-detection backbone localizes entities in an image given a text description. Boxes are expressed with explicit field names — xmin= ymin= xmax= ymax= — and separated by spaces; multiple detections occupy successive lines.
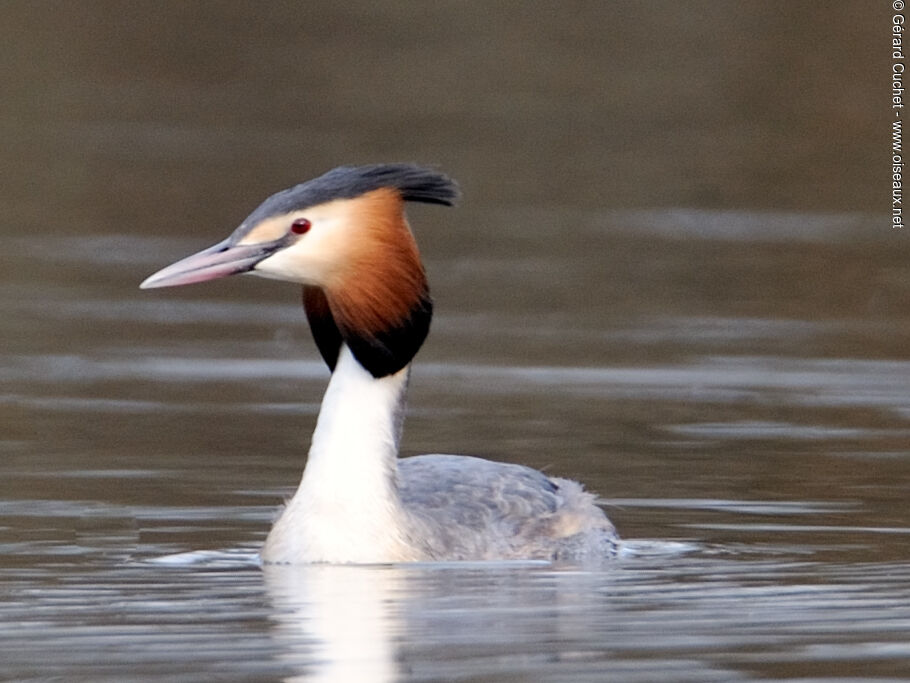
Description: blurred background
xmin=1 ymin=0 xmax=899 ymax=507
xmin=1 ymin=2 xmax=882 ymax=223
xmin=1 ymin=0 xmax=903 ymax=561
xmin=2 ymin=2 xmax=909 ymax=680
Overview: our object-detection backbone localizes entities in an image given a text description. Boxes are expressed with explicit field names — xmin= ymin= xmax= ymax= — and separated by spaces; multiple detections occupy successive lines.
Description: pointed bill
xmin=140 ymin=238 xmax=278 ymax=289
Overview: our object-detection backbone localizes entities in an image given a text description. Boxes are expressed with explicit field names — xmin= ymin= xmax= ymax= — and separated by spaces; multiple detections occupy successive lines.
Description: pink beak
xmin=140 ymin=238 xmax=275 ymax=289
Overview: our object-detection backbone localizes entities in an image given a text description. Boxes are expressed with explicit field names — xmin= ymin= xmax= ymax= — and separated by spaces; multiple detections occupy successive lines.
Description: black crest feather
xmin=241 ymin=163 xmax=459 ymax=229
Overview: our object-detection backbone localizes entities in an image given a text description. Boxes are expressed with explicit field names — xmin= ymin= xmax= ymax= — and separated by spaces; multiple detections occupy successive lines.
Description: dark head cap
xmin=238 ymin=163 xmax=459 ymax=231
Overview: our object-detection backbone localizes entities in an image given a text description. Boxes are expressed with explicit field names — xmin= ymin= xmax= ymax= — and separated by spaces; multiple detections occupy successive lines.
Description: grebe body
xmin=141 ymin=164 xmax=617 ymax=563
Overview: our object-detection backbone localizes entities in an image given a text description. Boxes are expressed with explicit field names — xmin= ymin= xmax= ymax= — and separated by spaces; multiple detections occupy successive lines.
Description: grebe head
xmin=140 ymin=163 xmax=459 ymax=377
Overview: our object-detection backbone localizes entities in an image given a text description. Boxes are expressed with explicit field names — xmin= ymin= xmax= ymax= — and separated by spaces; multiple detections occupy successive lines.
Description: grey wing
xmin=397 ymin=454 xmax=616 ymax=561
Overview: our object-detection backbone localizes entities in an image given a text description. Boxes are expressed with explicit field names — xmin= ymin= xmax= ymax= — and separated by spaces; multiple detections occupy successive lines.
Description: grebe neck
xmin=306 ymin=344 xmax=407 ymax=493
xmin=261 ymin=345 xmax=411 ymax=563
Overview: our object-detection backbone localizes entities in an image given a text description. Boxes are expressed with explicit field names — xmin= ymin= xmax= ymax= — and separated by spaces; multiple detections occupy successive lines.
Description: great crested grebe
xmin=141 ymin=164 xmax=618 ymax=564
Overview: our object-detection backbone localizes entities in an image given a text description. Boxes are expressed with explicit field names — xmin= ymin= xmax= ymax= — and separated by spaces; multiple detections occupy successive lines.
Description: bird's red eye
xmin=291 ymin=218 xmax=311 ymax=235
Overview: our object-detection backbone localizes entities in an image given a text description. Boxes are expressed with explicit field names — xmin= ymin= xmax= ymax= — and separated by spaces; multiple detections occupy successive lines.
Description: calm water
xmin=2 ymin=3 xmax=906 ymax=681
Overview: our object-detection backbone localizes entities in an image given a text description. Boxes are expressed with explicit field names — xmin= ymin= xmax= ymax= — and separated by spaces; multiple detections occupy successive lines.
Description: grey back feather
xmin=397 ymin=454 xmax=617 ymax=562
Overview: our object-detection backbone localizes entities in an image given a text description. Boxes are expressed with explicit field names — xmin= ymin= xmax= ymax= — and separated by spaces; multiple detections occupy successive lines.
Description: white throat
xmin=261 ymin=345 xmax=412 ymax=563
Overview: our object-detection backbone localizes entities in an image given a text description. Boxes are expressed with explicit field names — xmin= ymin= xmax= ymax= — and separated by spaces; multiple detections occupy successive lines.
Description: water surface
xmin=1 ymin=3 xmax=905 ymax=681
